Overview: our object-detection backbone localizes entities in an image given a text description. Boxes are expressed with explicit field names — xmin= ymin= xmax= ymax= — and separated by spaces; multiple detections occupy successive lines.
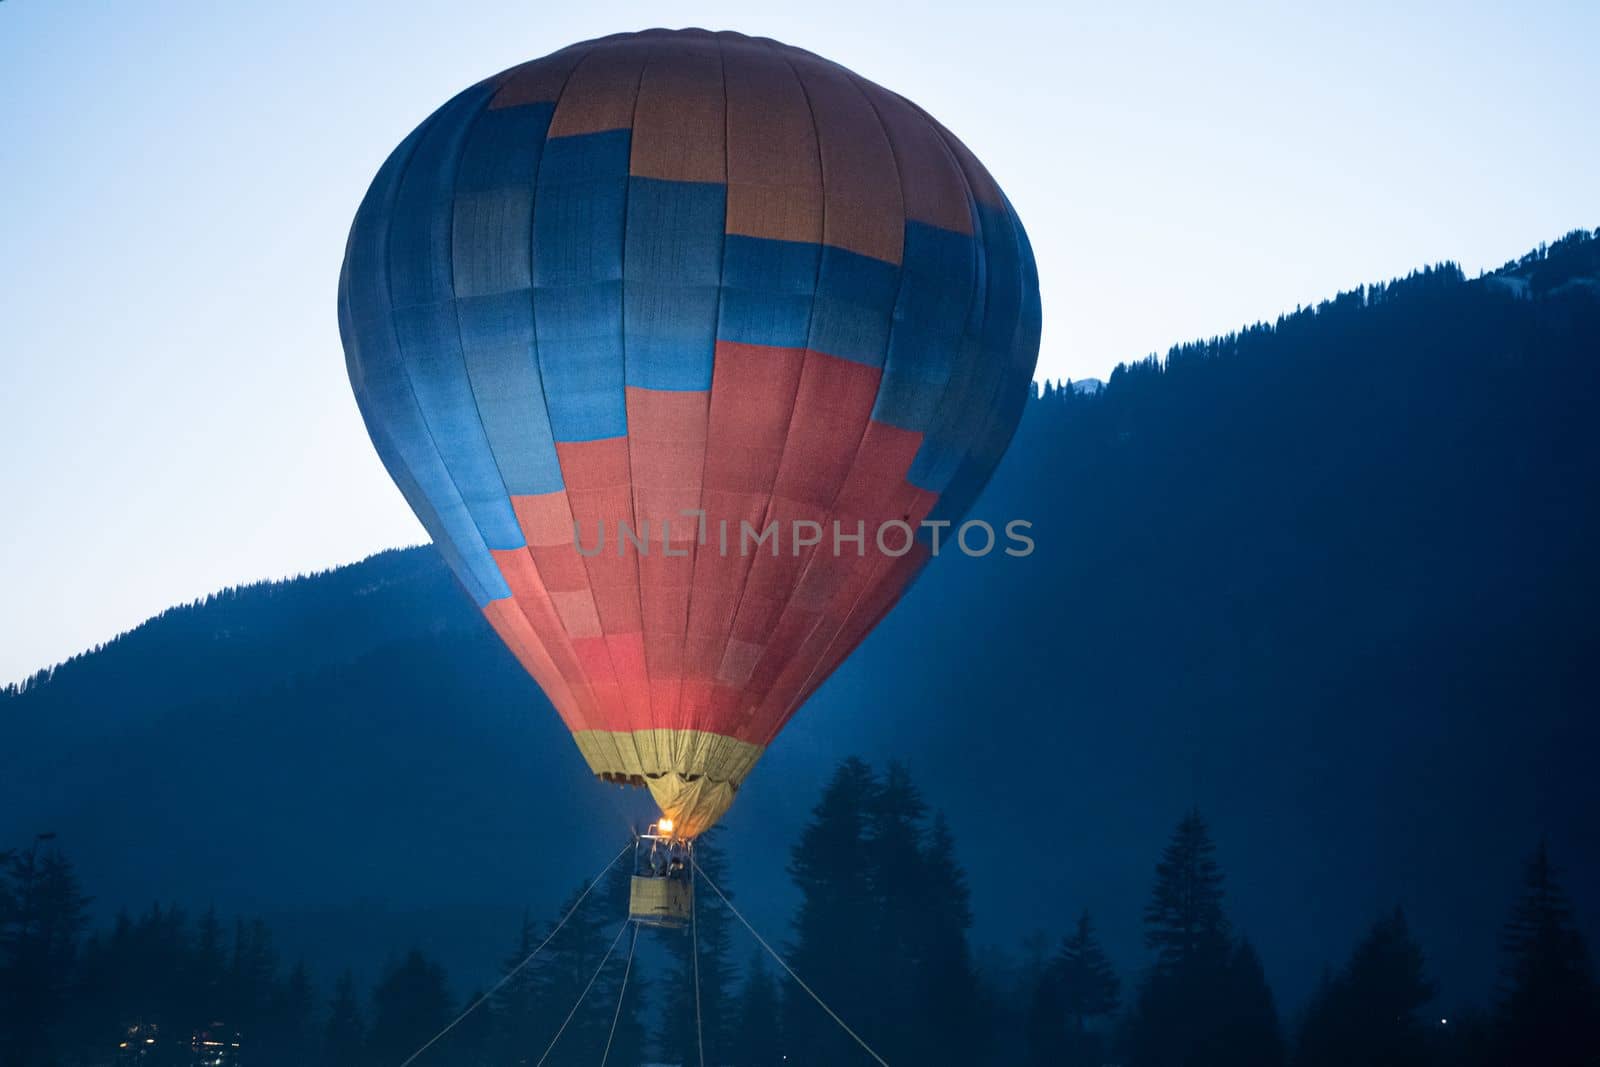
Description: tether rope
xmin=695 ymin=864 xmax=891 ymax=1066
xmin=692 ymin=849 xmax=706 ymax=1067
xmin=599 ymin=925 xmax=640 ymax=1066
xmin=397 ymin=839 xmax=632 ymax=1067
xmin=536 ymin=920 xmax=630 ymax=1066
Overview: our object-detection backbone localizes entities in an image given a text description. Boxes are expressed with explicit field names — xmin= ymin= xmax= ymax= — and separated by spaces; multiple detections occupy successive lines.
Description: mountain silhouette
xmin=4 ymin=229 xmax=1597 ymax=1013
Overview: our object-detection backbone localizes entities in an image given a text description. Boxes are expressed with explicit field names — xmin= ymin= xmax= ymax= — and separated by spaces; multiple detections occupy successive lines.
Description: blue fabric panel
xmin=807 ymin=245 xmax=899 ymax=367
xmin=533 ymin=130 xmax=631 ymax=441
xmin=916 ymin=200 xmax=1028 ymax=513
xmin=872 ymin=222 xmax=979 ymax=431
xmin=385 ymin=83 xmax=524 ymax=551
xmin=934 ymin=202 xmax=1041 ymax=522
xmin=452 ymin=103 xmax=554 ymax=298
xmin=340 ymin=109 xmax=509 ymax=605
xmin=452 ymin=291 xmax=564 ymax=496
xmin=624 ymin=177 xmax=725 ymax=390
xmin=450 ymin=102 xmax=564 ymax=496
xmin=716 ymin=235 xmax=818 ymax=350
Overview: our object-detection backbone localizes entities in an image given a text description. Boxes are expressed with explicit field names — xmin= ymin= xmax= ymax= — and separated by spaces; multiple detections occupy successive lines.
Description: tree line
xmin=4 ymin=757 xmax=1597 ymax=1066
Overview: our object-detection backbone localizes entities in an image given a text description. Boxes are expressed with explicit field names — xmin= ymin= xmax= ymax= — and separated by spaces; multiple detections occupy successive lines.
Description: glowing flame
xmin=658 ymin=818 xmax=675 ymax=835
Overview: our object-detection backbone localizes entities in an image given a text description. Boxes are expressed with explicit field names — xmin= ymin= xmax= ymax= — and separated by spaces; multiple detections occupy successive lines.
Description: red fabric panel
xmin=489 ymin=547 xmax=597 ymax=726
xmin=770 ymin=352 xmax=883 ymax=506
xmin=554 ymin=437 xmax=643 ymax=724
xmin=704 ymin=342 xmax=807 ymax=491
xmin=482 ymin=597 xmax=578 ymax=726
xmin=627 ymin=387 xmax=711 ymax=728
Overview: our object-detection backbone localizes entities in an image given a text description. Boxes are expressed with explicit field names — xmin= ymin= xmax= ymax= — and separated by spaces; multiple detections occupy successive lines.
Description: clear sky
xmin=1 ymin=0 xmax=1595 ymax=682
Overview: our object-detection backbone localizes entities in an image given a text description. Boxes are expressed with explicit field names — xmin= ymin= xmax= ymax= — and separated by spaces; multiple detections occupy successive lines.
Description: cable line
xmin=600 ymin=925 xmax=640 ymax=1066
xmin=397 ymin=839 xmax=632 ymax=1067
xmin=692 ymin=849 xmax=706 ymax=1067
xmin=535 ymin=920 xmax=630 ymax=1066
xmin=695 ymin=863 xmax=891 ymax=1066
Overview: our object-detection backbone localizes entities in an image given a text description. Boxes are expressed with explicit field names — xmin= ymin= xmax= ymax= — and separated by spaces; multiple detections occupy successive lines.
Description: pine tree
xmin=451 ymin=987 xmax=497 ymax=1067
xmin=783 ymin=758 xmax=880 ymax=1065
xmin=323 ymin=969 xmax=366 ymax=1067
xmin=916 ymin=812 xmax=985 ymax=1064
xmin=524 ymin=882 xmax=622 ymax=1065
xmin=190 ymin=906 xmax=229 ymax=1026
xmin=730 ymin=951 xmax=783 ymax=1067
xmin=260 ymin=960 xmax=318 ymax=1065
xmin=367 ymin=950 xmax=453 ymax=1066
xmin=1024 ymin=965 xmax=1069 ymax=1067
xmin=1127 ymin=810 xmax=1281 ymax=1067
xmin=597 ymin=861 xmax=648 ymax=1067
xmin=493 ymin=910 xmax=545 ymax=1065
xmin=1296 ymin=908 xmax=1434 ymax=1067
xmin=1058 ymin=910 xmax=1120 ymax=1031
xmin=226 ymin=916 xmax=280 ymax=1038
xmin=1492 ymin=841 xmax=1599 ymax=1065
xmin=660 ymin=830 xmax=735 ymax=1066
xmin=1031 ymin=910 xmax=1119 ymax=1066
xmin=1143 ymin=808 xmax=1231 ymax=976
xmin=0 ymin=840 xmax=90 ymax=1064
xmin=863 ymin=762 xmax=929 ymax=1060
xmin=1212 ymin=939 xmax=1284 ymax=1067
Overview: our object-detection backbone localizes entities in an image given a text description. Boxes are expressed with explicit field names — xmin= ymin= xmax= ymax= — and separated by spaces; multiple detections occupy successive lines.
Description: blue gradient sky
xmin=2 ymin=1 xmax=1595 ymax=681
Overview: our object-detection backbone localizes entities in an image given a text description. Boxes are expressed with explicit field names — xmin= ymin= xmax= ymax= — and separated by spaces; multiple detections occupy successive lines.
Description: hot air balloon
xmin=338 ymin=30 xmax=1040 ymax=866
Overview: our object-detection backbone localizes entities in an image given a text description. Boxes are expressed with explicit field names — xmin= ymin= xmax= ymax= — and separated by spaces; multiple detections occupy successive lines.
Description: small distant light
xmin=1440 ymin=1018 xmax=1448 ymax=1025
xmin=658 ymin=818 xmax=675 ymax=834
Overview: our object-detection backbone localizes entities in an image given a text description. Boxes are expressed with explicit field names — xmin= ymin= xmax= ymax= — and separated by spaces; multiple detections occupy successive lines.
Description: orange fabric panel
xmin=928 ymin=114 xmax=1004 ymax=208
xmin=630 ymin=35 xmax=726 ymax=183
xmin=512 ymin=491 xmax=577 ymax=548
xmin=789 ymin=53 xmax=904 ymax=265
xmin=861 ymin=81 xmax=974 ymax=235
xmin=547 ymin=39 xmax=651 ymax=137
xmin=721 ymin=35 xmax=824 ymax=244
xmin=489 ymin=44 xmax=593 ymax=110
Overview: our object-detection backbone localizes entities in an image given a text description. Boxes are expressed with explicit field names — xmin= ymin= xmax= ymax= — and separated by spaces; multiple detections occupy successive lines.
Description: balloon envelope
xmin=339 ymin=29 xmax=1039 ymax=834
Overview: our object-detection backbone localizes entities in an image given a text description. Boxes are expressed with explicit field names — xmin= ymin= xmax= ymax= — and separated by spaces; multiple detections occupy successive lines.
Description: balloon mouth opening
xmin=599 ymin=770 xmax=712 ymax=788
xmin=594 ymin=770 xmax=738 ymax=837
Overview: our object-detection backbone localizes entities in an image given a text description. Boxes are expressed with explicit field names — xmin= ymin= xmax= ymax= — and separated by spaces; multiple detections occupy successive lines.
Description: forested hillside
xmin=4 ymin=230 xmax=1597 ymax=1062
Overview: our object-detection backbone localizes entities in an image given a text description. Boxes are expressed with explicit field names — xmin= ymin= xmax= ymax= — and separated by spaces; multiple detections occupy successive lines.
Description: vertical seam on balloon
xmin=669 ymin=32 xmax=730 ymax=751
xmin=947 ymin=195 xmax=1035 ymax=524
xmin=758 ymin=70 xmax=921 ymax=742
xmin=375 ymin=87 xmax=508 ymax=605
xmin=716 ymin=40 xmax=830 ymax=742
xmin=341 ymin=126 xmax=492 ymax=607
xmin=513 ymin=46 xmax=606 ymax=729
xmin=561 ymin=43 xmax=642 ymax=729
xmin=612 ymin=41 xmax=654 ymax=757
xmin=924 ymin=124 xmax=1026 ymax=519
xmin=766 ymin=95 xmax=991 ymax=743
xmin=386 ymin=85 xmax=513 ymax=561
xmin=445 ymin=97 xmax=523 ymax=528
